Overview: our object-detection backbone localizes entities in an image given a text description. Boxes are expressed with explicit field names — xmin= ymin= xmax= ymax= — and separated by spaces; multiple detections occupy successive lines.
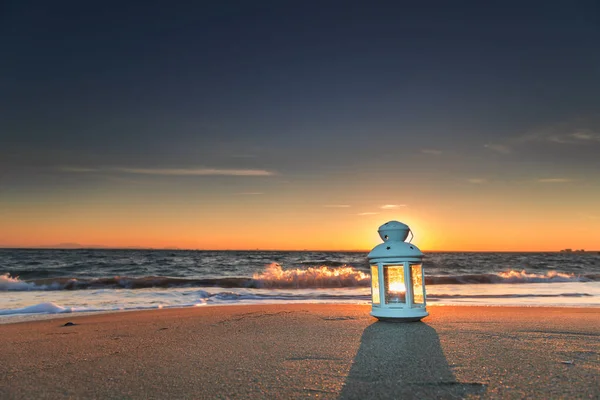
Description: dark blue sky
xmin=1 ymin=1 xmax=600 ymax=249
xmin=3 ymin=1 xmax=599 ymax=170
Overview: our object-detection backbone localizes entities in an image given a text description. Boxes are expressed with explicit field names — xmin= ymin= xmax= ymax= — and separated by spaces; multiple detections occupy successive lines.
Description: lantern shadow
xmin=339 ymin=322 xmax=486 ymax=399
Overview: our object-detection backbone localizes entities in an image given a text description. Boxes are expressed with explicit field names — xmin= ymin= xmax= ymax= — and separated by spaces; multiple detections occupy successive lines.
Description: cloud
xmin=357 ymin=212 xmax=379 ymax=216
xmin=467 ymin=178 xmax=487 ymax=184
xmin=59 ymin=167 xmax=100 ymax=173
xmin=484 ymin=143 xmax=511 ymax=154
xmin=578 ymin=213 xmax=598 ymax=220
xmin=236 ymin=192 xmax=263 ymax=195
xmin=537 ymin=178 xmax=571 ymax=183
xmin=324 ymin=205 xmax=351 ymax=208
xmin=518 ymin=122 xmax=600 ymax=145
xmin=570 ymin=131 xmax=600 ymax=141
xmin=380 ymin=204 xmax=407 ymax=209
xmin=421 ymin=149 xmax=442 ymax=155
xmin=230 ymin=154 xmax=258 ymax=158
xmin=475 ymin=121 xmax=600 ymax=162
xmin=116 ymin=168 xmax=274 ymax=176
xmin=60 ymin=166 xmax=275 ymax=176
xmin=547 ymin=130 xmax=600 ymax=144
xmin=477 ymin=120 xmax=600 ymax=156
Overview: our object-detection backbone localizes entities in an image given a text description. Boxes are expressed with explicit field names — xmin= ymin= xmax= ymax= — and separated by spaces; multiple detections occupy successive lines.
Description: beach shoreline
xmin=2 ymin=300 xmax=600 ymax=326
xmin=1 ymin=304 xmax=598 ymax=399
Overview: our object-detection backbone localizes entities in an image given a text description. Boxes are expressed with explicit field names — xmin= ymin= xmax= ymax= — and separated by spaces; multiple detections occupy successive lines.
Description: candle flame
xmin=388 ymin=282 xmax=406 ymax=293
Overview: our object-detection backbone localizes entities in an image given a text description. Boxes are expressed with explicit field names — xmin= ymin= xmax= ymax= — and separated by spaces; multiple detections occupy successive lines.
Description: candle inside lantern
xmin=384 ymin=265 xmax=406 ymax=304
xmin=388 ymin=281 xmax=406 ymax=302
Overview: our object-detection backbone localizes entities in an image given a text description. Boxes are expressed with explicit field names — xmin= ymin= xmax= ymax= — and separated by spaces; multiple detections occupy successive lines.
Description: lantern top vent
xmin=369 ymin=220 xmax=424 ymax=260
xmin=378 ymin=220 xmax=410 ymax=242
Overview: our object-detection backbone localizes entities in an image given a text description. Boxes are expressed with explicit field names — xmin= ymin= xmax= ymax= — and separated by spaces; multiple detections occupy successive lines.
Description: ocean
xmin=1 ymin=249 xmax=599 ymax=322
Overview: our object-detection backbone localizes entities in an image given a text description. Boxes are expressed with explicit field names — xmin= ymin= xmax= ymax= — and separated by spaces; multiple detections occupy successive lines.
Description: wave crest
xmin=252 ymin=263 xmax=370 ymax=288
xmin=1 ymin=268 xmax=598 ymax=292
xmin=0 ymin=273 xmax=45 ymax=291
xmin=496 ymin=269 xmax=578 ymax=282
xmin=429 ymin=270 xmax=596 ymax=285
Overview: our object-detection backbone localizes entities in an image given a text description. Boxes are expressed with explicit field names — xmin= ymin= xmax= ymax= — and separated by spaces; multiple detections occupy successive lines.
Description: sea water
xmin=1 ymin=249 xmax=599 ymax=322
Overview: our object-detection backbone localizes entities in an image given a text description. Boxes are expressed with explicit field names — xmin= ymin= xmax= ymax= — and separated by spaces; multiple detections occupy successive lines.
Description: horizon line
xmin=1 ymin=246 xmax=597 ymax=253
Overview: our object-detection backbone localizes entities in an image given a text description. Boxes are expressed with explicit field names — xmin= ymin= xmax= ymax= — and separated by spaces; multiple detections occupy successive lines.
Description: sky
xmin=1 ymin=1 xmax=599 ymax=251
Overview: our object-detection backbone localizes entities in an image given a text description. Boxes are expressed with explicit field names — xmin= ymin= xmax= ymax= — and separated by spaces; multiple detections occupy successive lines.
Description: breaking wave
xmin=429 ymin=270 xmax=600 ymax=284
xmin=1 ymin=267 xmax=598 ymax=292
xmin=251 ymin=263 xmax=370 ymax=288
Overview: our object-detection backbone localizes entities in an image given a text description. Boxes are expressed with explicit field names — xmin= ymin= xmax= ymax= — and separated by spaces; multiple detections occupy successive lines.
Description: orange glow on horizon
xmin=1 ymin=215 xmax=599 ymax=252
xmin=1 ymin=177 xmax=599 ymax=252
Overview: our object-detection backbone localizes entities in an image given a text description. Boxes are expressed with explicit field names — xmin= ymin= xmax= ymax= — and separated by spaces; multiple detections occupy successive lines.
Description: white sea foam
xmin=0 ymin=302 xmax=71 ymax=315
xmin=1 ymin=282 xmax=599 ymax=323
xmin=252 ymin=263 xmax=370 ymax=288
xmin=0 ymin=273 xmax=40 ymax=291
xmin=495 ymin=269 xmax=581 ymax=283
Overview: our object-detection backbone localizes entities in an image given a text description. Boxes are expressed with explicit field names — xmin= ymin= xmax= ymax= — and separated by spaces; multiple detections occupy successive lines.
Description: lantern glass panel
xmin=384 ymin=265 xmax=406 ymax=304
xmin=370 ymin=265 xmax=380 ymax=305
xmin=410 ymin=264 xmax=424 ymax=305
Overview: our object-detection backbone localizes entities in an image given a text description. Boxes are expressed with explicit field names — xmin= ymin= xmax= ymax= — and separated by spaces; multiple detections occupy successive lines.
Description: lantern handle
xmin=407 ymin=229 xmax=414 ymax=243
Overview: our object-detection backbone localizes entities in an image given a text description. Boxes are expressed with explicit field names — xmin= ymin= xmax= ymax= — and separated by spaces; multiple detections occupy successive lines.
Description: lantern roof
xmin=368 ymin=241 xmax=424 ymax=259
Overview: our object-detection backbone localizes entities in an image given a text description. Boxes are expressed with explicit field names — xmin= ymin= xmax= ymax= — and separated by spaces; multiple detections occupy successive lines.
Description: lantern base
xmin=370 ymin=307 xmax=428 ymax=322
xmin=374 ymin=316 xmax=425 ymax=323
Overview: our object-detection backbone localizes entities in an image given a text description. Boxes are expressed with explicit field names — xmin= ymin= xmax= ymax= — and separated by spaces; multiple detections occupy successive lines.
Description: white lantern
xmin=368 ymin=221 xmax=428 ymax=322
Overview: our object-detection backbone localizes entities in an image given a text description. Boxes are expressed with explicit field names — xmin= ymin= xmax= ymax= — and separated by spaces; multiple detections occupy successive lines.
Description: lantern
xmin=368 ymin=221 xmax=428 ymax=321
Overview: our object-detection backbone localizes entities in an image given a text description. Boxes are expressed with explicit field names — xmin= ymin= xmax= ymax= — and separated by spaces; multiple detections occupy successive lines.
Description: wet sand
xmin=1 ymin=305 xmax=598 ymax=399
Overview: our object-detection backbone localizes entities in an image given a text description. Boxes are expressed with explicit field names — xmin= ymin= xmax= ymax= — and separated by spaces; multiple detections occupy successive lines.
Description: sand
xmin=1 ymin=305 xmax=598 ymax=399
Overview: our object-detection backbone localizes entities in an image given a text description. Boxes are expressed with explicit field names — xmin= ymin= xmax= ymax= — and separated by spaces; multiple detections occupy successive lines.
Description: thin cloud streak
xmin=117 ymin=168 xmax=274 ymax=176
xmin=537 ymin=178 xmax=571 ymax=183
xmin=59 ymin=167 xmax=100 ymax=173
xmin=324 ymin=205 xmax=351 ymax=208
xmin=60 ymin=166 xmax=275 ymax=176
xmin=569 ymin=131 xmax=600 ymax=142
xmin=380 ymin=204 xmax=407 ymax=209
xmin=468 ymin=178 xmax=487 ymax=184
xmin=421 ymin=149 xmax=442 ymax=155
xmin=546 ymin=131 xmax=600 ymax=144
xmin=230 ymin=154 xmax=258 ymax=158
xmin=484 ymin=143 xmax=512 ymax=154
xmin=481 ymin=123 xmax=600 ymax=157
xmin=358 ymin=212 xmax=379 ymax=216
xmin=518 ymin=122 xmax=600 ymax=145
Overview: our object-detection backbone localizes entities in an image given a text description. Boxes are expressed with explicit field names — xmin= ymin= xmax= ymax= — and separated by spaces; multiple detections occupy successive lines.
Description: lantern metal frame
xmin=368 ymin=221 xmax=428 ymax=322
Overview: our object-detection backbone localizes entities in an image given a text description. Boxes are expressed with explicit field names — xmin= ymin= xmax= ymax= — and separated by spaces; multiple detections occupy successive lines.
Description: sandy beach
xmin=1 ymin=305 xmax=598 ymax=399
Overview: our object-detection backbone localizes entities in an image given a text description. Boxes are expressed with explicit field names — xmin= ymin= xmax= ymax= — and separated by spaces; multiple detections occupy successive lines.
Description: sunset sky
xmin=1 ymin=1 xmax=599 ymax=251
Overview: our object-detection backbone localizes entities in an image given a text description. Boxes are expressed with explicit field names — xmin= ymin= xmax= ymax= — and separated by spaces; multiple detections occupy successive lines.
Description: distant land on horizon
xmin=0 ymin=243 xmax=154 ymax=250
